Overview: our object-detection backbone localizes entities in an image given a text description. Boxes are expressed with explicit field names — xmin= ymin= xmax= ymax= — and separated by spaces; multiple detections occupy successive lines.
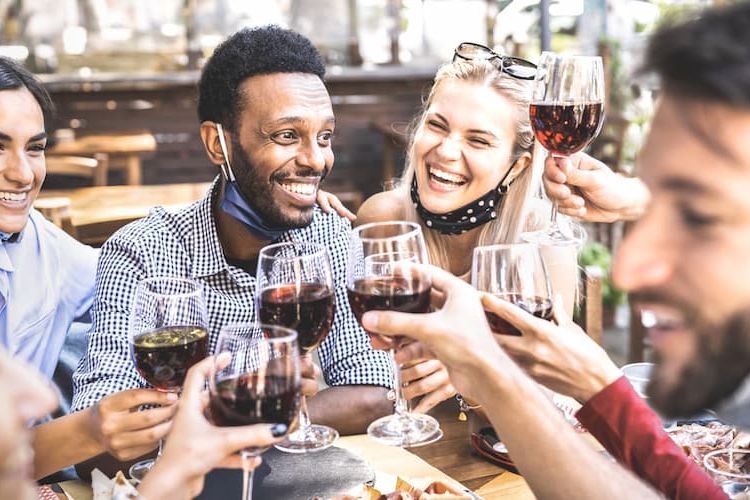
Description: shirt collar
xmin=188 ymin=177 xmax=229 ymax=279
xmin=0 ymin=244 xmax=11 ymax=273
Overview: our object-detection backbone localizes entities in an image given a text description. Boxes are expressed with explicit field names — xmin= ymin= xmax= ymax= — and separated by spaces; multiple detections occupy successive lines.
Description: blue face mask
xmin=215 ymin=124 xmax=286 ymax=242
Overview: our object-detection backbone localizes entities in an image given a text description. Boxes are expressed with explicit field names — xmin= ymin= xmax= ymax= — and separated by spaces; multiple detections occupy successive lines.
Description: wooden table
xmin=49 ymin=132 xmax=157 ymax=185
xmin=36 ymin=182 xmax=210 ymax=245
xmin=58 ymin=399 xmax=533 ymax=499
xmin=411 ymin=400 xmax=534 ymax=499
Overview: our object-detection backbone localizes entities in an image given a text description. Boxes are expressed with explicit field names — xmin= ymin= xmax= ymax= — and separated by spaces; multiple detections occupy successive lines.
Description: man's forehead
xmin=640 ymin=96 xmax=750 ymax=192
xmin=239 ymin=73 xmax=332 ymax=115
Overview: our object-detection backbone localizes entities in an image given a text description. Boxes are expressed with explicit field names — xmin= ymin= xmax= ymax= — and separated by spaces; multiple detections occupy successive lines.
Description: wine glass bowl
xmin=346 ymin=221 xmax=441 ymax=447
xmin=128 ymin=277 xmax=209 ymax=481
xmin=472 ymin=243 xmax=553 ymax=336
xmin=347 ymin=252 xmax=431 ymax=350
xmin=209 ymin=323 xmax=301 ymax=499
xmin=256 ymin=242 xmax=338 ymax=453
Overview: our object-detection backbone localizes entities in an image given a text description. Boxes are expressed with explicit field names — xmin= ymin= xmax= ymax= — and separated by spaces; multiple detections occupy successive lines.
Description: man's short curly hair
xmin=197 ymin=25 xmax=326 ymax=130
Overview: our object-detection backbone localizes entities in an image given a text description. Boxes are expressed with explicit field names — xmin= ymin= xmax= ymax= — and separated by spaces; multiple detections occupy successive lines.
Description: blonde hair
xmin=394 ymin=59 xmax=544 ymax=272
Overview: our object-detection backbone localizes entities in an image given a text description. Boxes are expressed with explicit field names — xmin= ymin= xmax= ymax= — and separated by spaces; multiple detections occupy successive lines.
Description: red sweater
xmin=576 ymin=376 xmax=727 ymax=499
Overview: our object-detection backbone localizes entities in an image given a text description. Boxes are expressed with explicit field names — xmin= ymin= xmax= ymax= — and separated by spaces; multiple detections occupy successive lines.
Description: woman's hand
xmin=317 ymin=190 xmax=356 ymax=221
xmin=396 ymin=343 xmax=456 ymax=413
xmin=482 ymin=294 xmax=621 ymax=403
xmin=138 ymin=355 xmax=285 ymax=499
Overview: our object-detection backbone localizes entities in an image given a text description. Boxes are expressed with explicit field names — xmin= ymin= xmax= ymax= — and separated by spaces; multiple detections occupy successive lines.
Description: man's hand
xmin=300 ymin=354 xmax=321 ymax=398
xmin=87 ymin=389 xmax=178 ymax=461
xmin=396 ymin=343 xmax=456 ymax=413
xmin=483 ymin=294 xmax=621 ymax=403
xmin=139 ymin=355 xmax=284 ymax=499
xmin=543 ymin=153 xmax=649 ymax=222
xmin=362 ymin=265 xmax=506 ymax=403
xmin=317 ymin=190 xmax=356 ymax=221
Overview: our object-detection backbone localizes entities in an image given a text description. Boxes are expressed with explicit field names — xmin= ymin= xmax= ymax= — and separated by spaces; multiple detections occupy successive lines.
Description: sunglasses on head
xmin=453 ymin=42 xmax=537 ymax=80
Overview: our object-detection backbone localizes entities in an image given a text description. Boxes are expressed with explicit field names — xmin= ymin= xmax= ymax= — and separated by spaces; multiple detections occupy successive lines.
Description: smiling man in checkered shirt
xmin=71 ymin=26 xmax=393 ymax=472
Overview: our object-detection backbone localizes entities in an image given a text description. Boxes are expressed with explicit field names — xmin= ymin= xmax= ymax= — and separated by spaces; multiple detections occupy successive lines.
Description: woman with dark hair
xmin=0 ymin=56 xmax=199 ymax=479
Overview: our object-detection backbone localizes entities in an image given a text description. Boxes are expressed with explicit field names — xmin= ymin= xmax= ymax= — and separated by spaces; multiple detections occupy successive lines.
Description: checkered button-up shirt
xmin=72 ymin=179 xmax=392 ymax=411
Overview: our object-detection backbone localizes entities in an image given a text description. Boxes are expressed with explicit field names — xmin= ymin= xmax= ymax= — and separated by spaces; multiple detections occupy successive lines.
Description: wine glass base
xmin=274 ymin=424 xmax=339 ymax=454
xmin=367 ymin=413 xmax=442 ymax=448
xmin=128 ymin=458 xmax=155 ymax=483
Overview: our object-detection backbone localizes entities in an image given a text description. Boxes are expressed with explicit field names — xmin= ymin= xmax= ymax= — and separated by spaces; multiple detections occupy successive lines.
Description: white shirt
xmin=0 ymin=209 xmax=98 ymax=378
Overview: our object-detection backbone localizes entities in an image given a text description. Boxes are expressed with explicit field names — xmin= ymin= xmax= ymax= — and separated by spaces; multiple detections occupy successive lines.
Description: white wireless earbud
xmin=215 ymin=123 xmax=236 ymax=182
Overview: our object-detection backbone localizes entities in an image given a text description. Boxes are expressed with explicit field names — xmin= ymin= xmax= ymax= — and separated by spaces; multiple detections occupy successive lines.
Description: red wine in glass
xmin=259 ymin=283 xmax=335 ymax=353
xmin=210 ymin=373 xmax=300 ymax=428
xmin=484 ymin=294 xmax=553 ymax=336
xmin=132 ymin=325 xmax=209 ymax=391
xmin=347 ymin=276 xmax=431 ymax=350
xmin=529 ymin=102 xmax=603 ymax=156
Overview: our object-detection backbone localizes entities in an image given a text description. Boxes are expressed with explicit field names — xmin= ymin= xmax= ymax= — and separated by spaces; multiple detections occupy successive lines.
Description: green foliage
xmin=579 ymin=242 xmax=627 ymax=307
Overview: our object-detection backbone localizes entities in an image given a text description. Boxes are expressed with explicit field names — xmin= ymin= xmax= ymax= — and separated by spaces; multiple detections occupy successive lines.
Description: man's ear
xmin=502 ymin=151 xmax=532 ymax=187
xmin=200 ymin=121 xmax=229 ymax=167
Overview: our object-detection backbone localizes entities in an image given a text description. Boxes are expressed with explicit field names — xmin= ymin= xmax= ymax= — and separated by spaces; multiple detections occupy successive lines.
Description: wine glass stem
xmin=241 ymin=451 xmax=255 ymax=500
xmin=550 ymin=201 xmax=559 ymax=224
xmin=297 ymin=395 xmax=312 ymax=434
xmin=390 ymin=349 xmax=409 ymax=417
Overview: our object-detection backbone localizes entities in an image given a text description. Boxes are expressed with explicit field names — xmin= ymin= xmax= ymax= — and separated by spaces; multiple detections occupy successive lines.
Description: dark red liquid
xmin=133 ymin=326 xmax=208 ymax=391
xmin=529 ymin=102 xmax=603 ymax=156
xmin=485 ymin=295 xmax=553 ymax=336
xmin=347 ymin=277 xmax=431 ymax=350
xmin=259 ymin=283 xmax=335 ymax=353
xmin=210 ymin=374 xmax=300 ymax=428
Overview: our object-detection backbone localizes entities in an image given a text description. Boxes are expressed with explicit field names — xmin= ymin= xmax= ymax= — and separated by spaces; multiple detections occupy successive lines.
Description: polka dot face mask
xmin=410 ymin=165 xmax=513 ymax=235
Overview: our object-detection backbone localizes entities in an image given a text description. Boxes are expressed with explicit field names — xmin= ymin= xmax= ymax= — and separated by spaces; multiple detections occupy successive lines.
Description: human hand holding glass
xmin=256 ymin=242 xmax=337 ymax=453
xmin=209 ymin=323 xmax=300 ymax=500
xmin=128 ymin=277 xmax=209 ymax=482
xmin=346 ymin=221 xmax=441 ymax=447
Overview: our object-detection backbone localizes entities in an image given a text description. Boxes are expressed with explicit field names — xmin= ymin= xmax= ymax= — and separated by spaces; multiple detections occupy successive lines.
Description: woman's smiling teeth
xmin=0 ymin=191 xmax=27 ymax=202
xmin=428 ymin=165 xmax=467 ymax=186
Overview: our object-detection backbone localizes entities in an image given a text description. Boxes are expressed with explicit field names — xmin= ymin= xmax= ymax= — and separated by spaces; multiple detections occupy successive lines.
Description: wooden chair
xmin=34 ymin=197 xmax=78 ymax=239
xmin=370 ymin=119 xmax=409 ymax=185
xmin=45 ymin=153 xmax=109 ymax=186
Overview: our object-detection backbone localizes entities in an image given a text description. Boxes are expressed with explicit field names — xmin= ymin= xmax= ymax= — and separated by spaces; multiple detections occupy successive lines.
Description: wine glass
xmin=528 ymin=51 xmax=604 ymax=243
xmin=471 ymin=243 xmax=553 ymax=335
xmin=128 ymin=277 xmax=209 ymax=482
xmin=346 ymin=221 xmax=441 ymax=447
xmin=256 ymin=242 xmax=338 ymax=453
xmin=209 ymin=323 xmax=300 ymax=500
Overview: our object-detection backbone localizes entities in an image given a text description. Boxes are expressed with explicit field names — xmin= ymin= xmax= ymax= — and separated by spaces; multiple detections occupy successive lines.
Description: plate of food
xmin=320 ymin=476 xmax=479 ymax=499
xmin=667 ymin=420 xmax=750 ymax=476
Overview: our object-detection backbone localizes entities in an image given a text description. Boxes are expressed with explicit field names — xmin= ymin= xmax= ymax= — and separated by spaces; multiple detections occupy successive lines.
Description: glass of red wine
xmin=527 ymin=51 xmax=604 ymax=244
xmin=128 ymin=277 xmax=209 ymax=482
xmin=346 ymin=221 xmax=441 ymax=447
xmin=256 ymin=242 xmax=338 ymax=453
xmin=472 ymin=243 xmax=553 ymax=336
xmin=209 ymin=323 xmax=300 ymax=500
